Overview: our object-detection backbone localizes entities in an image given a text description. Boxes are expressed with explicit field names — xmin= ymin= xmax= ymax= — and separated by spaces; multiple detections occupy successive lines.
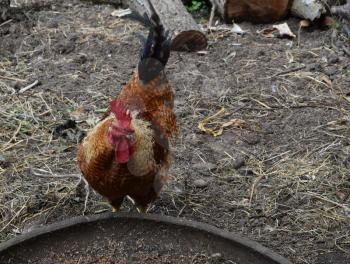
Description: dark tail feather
xmin=125 ymin=0 xmax=171 ymax=83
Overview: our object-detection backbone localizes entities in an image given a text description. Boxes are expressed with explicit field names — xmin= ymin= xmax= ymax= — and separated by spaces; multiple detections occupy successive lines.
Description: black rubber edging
xmin=0 ymin=212 xmax=293 ymax=264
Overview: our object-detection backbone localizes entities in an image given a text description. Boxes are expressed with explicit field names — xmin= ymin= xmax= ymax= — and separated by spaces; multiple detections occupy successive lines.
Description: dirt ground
xmin=0 ymin=0 xmax=350 ymax=263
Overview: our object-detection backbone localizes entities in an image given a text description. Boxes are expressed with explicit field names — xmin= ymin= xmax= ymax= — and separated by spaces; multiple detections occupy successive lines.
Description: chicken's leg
xmin=110 ymin=197 xmax=123 ymax=213
xmin=130 ymin=190 xmax=156 ymax=214
xmin=136 ymin=205 xmax=148 ymax=213
xmin=126 ymin=196 xmax=148 ymax=213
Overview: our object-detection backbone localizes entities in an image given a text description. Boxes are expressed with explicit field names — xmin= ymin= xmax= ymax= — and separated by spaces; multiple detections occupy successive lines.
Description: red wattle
xmin=115 ymin=138 xmax=132 ymax=163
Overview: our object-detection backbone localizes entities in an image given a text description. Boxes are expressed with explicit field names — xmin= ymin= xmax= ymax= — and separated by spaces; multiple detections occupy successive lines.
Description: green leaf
xmin=186 ymin=0 xmax=204 ymax=13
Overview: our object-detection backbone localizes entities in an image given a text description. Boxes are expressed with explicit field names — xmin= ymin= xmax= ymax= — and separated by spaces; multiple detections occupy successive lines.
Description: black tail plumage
xmin=126 ymin=0 xmax=171 ymax=83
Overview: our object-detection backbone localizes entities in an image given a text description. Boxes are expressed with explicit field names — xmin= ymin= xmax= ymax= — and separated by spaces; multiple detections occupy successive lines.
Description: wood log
xmin=291 ymin=0 xmax=326 ymax=21
xmin=210 ymin=0 xmax=291 ymax=23
xmin=331 ymin=0 xmax=350 ymax=20
xmin=81 ymin=0 xmax=123 ymax=7
xmin=126 ymin=0 xmax=207 ymax=52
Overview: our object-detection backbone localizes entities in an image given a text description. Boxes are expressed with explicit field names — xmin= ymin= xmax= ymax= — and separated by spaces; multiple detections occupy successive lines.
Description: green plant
xmin=186 ymin=0 xmax=204 ymax=13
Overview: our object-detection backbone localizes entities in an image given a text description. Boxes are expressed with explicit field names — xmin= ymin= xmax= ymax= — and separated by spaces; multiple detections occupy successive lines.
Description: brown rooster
xmin=224 ymin=0 xmax=291 ymax=23
xmin=77 ymin=1 xmax=177 ymax=213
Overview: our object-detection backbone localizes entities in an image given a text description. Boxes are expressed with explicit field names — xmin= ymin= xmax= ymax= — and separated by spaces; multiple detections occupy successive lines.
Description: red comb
xmin=110 ymin=100 xmax=131 ymax=125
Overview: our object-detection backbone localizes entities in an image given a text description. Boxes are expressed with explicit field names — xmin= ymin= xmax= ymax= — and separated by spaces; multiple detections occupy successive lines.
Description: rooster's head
xmin=108 ymin=100 xmax=135 ymax=163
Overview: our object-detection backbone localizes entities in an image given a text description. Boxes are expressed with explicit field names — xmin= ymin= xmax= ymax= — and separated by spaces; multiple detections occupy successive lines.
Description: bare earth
xmin=0 ymin=1 xmax=349 ymax=263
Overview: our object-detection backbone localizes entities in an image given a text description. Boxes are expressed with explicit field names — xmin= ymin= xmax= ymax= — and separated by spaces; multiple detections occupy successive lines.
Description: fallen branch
xmin=331 ymin=0 xmax=350 ymax=21
xmin=208 ymin=5 xmax=216 ymax=29
xmin=18 ymin=80 xmax=40 ymax=94
xmin=79 ymin=0 xmax=207 ymax=51
xmin=125 ymin=0 xmax=207 ymax=52
xmin=80 ymin=0 xmax=122 ymax=7
xmin=262 ymin=65 xmax=306 ymax=80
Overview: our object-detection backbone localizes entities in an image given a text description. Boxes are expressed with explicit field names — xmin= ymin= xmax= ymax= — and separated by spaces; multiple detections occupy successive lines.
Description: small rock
xmin=291 ymin=0 xmax=326 ymax=21
xmin=239 ymin=218 xmax=247 ymax=225
xmin=13 ymin=82 xmax=21 ymax=91
xmin=243 ymin=134 xmax=261 ymax=145
xmin=257 ymin=50 xmax=265 ymax=56
xmin=173 ymin=186 xmax=184 ymax=195
xmin=53 ymin=119 xmax=77 ymax=139
xmin=324 ymin=66 xmax=337 ymax=76
xmin=264 ymin=225 xmax=276 ymax=232
xmin=193 ymin=179 xmax=209 ymax=188
xmin=0 ymin=155 xmax=10 ymax=168
xmin=73 ymin=197 xmax=81 ymax=203
xmin=73 ymin=54 xmax=88 ymax=64
xmin=344 ymin=208 xmax=350 ymax=218
xmin=232 ymin=156 xmax=245 ymax=169
xmin=262 ymin=123 xmax=274 ymax=134
xmin=184 ymin=133 xmax=200 ymax=144
xmin=0 ymin=155 xmax=6 ymax=163
xmin=328 ymin=53 xmax=339 ymax=64
xmin=211 ymin=253 xmax=222 ymax=259
xmin=306 ymin=63 xmax=322 ymax=71
xmin=335 ymin=190 xmax=347 ymax=201
xmin=47 ymin=19 xmax=59 ymax=29
xmin=192 ymin=162 xmax=216 ymax=171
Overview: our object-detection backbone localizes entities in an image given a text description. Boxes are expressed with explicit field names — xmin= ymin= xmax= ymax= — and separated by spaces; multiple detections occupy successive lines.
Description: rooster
xmin=77 ymin=0 xmax=177 ymax=213
xmin=224 ymin=0 xmax=290 ymax=23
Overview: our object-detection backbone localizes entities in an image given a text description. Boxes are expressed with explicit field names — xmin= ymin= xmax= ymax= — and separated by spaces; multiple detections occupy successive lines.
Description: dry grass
xmin=0 ymin=0 xmax=149 ymax=242
xmin=0 ymin=82 xmax=82 ymax=238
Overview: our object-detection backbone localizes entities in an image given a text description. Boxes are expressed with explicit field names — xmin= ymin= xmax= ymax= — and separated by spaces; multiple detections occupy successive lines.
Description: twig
xmin=0 ymin=19 xmax=13 ymax=27
xmin=0 ymin=139 xmax=24 ymax=152
xmin=250 ymin=98 xmax=272 ymax=109
xmin=1 ymin=122 xmax=22 ymax=150
xmin=0 ymin=75 xmax=26 ymax=82
xmin=31 ymin=168 xmax=81 ymax=178
xmin=177 ymin=204 xmax=186 ymax=217
xmin=274 ymin=65 xmax=306 ymax=77
xmin=18 ymin=80 xmax=40 ymax=94
xmin=334 ymin=233 xmax=350 ymax=254
xmin=249 ymin=173 xmax=264 ymax=204
xmin=208 ymin=5 xmax=216 ymax=30
xmin=126 ymin=195 xmax=136 ymax=205
xmin=263 ymin=65 xmax=306 ymax=80
xmin=0 ymin=199 xmax=29 ymax=232
xmin=305 ymin=192 xmax=350 ymax=211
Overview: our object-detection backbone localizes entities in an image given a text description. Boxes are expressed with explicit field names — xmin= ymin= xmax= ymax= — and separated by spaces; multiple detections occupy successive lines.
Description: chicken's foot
xmin=136 ymin=206 xmax=148 ymax=213
xmin=109 ymin=198 xmax=123 ymax=213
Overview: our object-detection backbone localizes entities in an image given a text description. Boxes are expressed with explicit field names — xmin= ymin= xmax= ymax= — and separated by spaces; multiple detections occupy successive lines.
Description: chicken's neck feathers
xmin=82 ymin=114 xmax=156 ymax=176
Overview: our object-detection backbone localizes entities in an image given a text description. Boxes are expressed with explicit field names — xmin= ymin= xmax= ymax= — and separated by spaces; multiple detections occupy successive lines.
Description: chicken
xmin=77 ymin=1 xmax=177 ymax=213
xmin=224 ymin=0 xmax=290 ymax=23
